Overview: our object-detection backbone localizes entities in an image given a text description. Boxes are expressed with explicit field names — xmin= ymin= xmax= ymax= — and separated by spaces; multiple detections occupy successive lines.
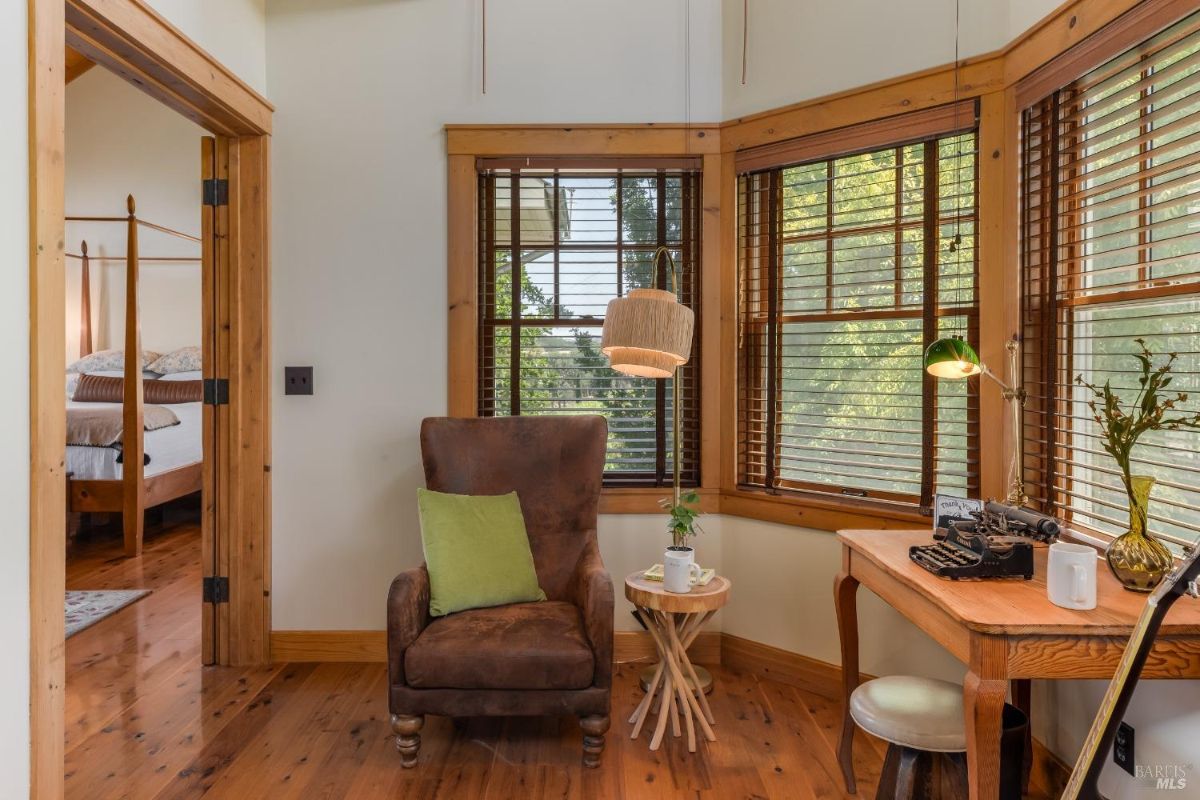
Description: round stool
xmin=850 ymin=676 xmax=968 ymax=800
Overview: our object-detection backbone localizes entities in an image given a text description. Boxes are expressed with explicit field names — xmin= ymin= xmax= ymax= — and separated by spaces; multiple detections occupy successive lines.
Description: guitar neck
xmin=1062 ymin=593 xmax=1177 ymax=800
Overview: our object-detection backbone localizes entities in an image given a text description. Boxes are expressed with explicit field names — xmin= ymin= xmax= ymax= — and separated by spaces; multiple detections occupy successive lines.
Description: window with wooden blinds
xmin=477 ymin=162 xmax=701 ymax=487
xmin=737 ymin=119 xmax=979 ymax=510
xmin=1021 ymin=9 xmax=1200 ymax=546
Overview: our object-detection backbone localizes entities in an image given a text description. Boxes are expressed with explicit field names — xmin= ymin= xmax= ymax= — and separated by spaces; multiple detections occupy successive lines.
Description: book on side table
xmin=642 ymin=563 xmax=716 ymax=586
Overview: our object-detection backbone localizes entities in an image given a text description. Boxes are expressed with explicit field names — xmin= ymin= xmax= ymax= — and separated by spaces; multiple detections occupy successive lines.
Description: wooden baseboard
xmin=615 ymin=630 xmax=722 ymax=665
xmin=1031 ymin=737 xmax=1072 ymax=798
xmin=270 ymin=629 xmax=722 ymax=664
xmin=270 ymin=630 xmax=386 ymax=662
xmin=720 ymin=632 xmax=875 ymax=700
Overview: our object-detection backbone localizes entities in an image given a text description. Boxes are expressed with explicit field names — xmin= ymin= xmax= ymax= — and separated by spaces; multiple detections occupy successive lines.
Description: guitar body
xmin=1062 ymin=549 xmax=1199 ymax=800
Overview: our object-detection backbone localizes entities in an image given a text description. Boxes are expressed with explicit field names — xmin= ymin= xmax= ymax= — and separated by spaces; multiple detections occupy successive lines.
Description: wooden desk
xmin=835 ymin=529 xmax=1200 ymax=800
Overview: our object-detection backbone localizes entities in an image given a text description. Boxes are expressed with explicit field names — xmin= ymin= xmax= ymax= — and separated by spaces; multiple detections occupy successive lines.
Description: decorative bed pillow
xmin=147 ymin=346 xmax=202 ymax=375
xmin=73 ymin=373 xmax=202 ymax=404
xmin=416 ymin=488 xmax=546 ymax=617
xmin=67 ymin=349 xmax=162 ymax=374
xmin=160 ymin=370 xmax=203 ymax=382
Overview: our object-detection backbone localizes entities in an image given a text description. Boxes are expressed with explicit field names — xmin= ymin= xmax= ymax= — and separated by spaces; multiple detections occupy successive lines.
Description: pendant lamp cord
xmin=481 ymin=0 xmax=487 ymax=94
xmin=742 ymin=0 xmax=749 ymax=85
xmin=949 ymin=0 xmax=962 ymax=254
xmin=684 ymin=0 xmax=692 ymax=142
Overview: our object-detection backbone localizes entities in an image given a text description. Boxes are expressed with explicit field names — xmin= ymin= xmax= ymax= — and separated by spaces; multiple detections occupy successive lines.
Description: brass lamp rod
xmin=651 ymin=246 xmax=684 ymax=507
xmin=979 ymin=337 xmax=1028 ymax=507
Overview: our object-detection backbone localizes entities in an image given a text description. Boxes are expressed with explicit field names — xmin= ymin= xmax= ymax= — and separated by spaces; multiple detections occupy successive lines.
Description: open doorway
xmin=29 ymin=2 xmax=274 ymax=795
xmin=62 ymin=61 xmax=212 ymax=664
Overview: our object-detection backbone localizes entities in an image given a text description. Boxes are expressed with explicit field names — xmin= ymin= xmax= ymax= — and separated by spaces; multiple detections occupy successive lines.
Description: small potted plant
xmin=658 ymin=490 xmax=704 ymax=593
xmin=660 ymin=489 xmax=704 ymax=549
xmin=1077 ymin=339 xmax=1200 ymax=591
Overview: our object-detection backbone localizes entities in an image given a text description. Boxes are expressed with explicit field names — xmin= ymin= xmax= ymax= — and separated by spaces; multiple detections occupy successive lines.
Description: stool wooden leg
xmin=876 ymin=744 xmax=902 ymax=799
xmin=893 ymin=748 xmax=920 ymax=799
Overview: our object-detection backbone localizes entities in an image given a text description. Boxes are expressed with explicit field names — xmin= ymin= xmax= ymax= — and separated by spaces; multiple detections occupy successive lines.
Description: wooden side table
xmin=624 ymin=571 xmax=731 ymax=752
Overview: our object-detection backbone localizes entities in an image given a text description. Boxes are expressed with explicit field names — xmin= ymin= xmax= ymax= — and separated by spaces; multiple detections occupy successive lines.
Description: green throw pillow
xmin=417 ymin=488 xmax=546 ymax=617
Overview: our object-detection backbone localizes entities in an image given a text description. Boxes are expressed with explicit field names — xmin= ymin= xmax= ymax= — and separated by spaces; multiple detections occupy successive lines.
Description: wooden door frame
xmin=28 ymin=0 xmax=272 ymax=795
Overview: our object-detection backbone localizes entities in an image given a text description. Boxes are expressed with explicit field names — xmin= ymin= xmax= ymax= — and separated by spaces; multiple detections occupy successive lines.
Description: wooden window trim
xmin=733 ymin=99 xmax=976 ymax=172
xmin=474 ymin=163 xmax=702 ymax=487
xmin=446 ymin=127 xmax=723 ymax=506
xmin=1014 ymin=0 xmax=1200 ymax=109
xmin=735 ymin=120 xmax=980 ymax=511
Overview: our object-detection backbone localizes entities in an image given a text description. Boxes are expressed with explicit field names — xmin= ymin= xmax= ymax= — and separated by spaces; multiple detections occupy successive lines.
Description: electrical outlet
xmin=1113 ymin=721 xmax=1135 ymax=776
xmin=285 ymin=366 xmax=314 ymax=396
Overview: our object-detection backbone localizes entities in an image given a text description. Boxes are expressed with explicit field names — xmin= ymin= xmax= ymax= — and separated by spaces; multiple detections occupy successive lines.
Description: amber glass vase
xmin=1106 ymin=475 xmax=1174 ymax=592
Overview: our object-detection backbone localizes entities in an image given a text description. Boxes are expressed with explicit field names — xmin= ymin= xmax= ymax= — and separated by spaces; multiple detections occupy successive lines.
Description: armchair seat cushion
xmin=405 ymin=601 xmax=594 ymax=690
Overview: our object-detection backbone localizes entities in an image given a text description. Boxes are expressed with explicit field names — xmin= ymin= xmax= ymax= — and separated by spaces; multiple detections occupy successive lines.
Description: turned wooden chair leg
xmin=580 ymin=714 xmax=610 ymax=769
xmin=391 ymin=713 xmax=424 ymax=768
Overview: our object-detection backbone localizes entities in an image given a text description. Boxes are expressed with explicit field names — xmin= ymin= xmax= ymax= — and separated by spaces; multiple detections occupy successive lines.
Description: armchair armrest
xmin=387 ymin=565 xmax=431 ymax=687
xmin=571 ymin=538 xmax=614 ymax=689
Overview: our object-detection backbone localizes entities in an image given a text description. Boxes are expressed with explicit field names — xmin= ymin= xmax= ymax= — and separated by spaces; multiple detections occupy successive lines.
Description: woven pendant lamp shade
xmin=601 ymin=288 xmax=694 ymax=378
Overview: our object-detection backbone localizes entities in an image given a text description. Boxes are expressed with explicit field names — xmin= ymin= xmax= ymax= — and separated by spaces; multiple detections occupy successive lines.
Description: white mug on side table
xmin=663 ymin=547 xmax=702 ymax=594
xmin=1047 ymin=541 xmax=1098 ymax=611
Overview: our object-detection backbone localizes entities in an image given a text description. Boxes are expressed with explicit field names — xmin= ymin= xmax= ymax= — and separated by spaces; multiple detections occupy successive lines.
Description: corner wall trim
xmin=270 ymin=629 xmax=723 ymax=665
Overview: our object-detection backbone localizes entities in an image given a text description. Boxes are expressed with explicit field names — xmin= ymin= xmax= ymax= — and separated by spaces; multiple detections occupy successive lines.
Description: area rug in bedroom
xmin=65 ymin=589 xmax=151 ymax=638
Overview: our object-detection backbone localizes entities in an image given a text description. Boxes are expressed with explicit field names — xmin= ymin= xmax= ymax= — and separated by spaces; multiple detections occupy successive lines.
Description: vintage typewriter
xmin=910 ymin=502 xmax=1061 ymax=580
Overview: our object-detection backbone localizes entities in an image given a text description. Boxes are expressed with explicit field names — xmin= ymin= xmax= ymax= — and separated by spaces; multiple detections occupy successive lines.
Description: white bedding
xmin=66 ymin=399 xmax=202 ymax=480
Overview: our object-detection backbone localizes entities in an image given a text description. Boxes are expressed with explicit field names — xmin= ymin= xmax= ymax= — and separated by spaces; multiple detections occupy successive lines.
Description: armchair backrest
xmin=419 ymin=415 xmax=607 ymax=601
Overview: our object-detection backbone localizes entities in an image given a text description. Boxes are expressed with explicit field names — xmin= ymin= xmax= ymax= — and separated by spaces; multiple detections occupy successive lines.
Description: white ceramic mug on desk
xmin=1047 ymin=542 xmax=1098 ymax=610
xmin=663 ymin=547 xmax=702 ymax=594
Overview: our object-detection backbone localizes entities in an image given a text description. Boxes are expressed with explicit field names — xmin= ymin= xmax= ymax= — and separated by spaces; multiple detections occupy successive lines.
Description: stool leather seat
xmin=850 ymin=675 xmax=966 ymax=753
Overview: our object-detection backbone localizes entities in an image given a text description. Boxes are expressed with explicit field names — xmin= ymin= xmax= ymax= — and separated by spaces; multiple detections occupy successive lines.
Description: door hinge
xmin=203 ymin=576 xmax=230 ymax=604
xmin=202 ymin=178 xmax=229 ymax=207
xmin=203 ymin=378 xmax=229 ymax=405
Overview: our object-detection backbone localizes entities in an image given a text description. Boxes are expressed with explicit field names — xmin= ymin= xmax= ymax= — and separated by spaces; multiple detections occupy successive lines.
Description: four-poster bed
xmin=65 ymin=195 xmax=203 ymax=557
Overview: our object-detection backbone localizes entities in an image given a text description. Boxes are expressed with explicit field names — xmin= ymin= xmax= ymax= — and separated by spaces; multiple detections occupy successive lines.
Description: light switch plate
xmin=285 ymin=366 xmax=314 ymax=396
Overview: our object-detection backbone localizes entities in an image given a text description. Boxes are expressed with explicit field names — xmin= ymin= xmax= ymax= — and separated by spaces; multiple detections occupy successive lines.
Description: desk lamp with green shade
xmin=924 ymin=334 xmax=1029 ymax=507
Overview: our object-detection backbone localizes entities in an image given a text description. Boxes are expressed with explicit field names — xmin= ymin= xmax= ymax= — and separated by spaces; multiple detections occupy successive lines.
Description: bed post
xmin=79 ymin=240 xmax=92 ymax=358
xmin=122 ymin=195 xmax=145 ymax=557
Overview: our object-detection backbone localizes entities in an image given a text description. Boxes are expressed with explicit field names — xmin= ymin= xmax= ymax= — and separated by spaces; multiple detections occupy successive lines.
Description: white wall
xmin=721 ymin=0 xmax=1010 ymax=120
xmin=66 ymin=68 xmax=205 ymax=364
xmin=266 ymin=0 xmax=721 ymax=631
xmin=1009 ymin=0 xmax=1067 ymax=41
xmin=145 ymin=0 xmax=268 ymax=93
xmin=0 ymin=0 xmax=31 ymax=793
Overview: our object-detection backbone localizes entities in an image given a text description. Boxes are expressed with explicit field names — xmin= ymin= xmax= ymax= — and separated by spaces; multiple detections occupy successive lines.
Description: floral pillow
xmin=147 ymin=346 xmax=202 ymax=375
xmin=67 ymin=349 xmax=161 ymax=374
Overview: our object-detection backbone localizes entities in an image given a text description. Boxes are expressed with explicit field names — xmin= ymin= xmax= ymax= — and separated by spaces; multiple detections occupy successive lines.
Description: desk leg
xmin=964 ymin=670 xmax=1008 ymax=800
xmin=834 ymin=564 xmax=861 ymax=795
xmin=1011 ymin=678 xmax=1032 ymax=794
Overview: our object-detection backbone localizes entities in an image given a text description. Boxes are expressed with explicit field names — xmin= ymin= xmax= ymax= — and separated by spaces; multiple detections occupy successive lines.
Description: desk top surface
xmin=840 ymin=529 xmax=1200 ymax=636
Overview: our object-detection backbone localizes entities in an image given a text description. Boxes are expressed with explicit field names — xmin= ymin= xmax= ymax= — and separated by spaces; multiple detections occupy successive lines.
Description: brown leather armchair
xmin=388 ymin=415 xmax=614 ymax=769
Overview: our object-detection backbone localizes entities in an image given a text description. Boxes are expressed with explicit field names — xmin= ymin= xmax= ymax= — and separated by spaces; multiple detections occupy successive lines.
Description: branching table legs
xmin=630 ymin=607 xmax=717 ymax=752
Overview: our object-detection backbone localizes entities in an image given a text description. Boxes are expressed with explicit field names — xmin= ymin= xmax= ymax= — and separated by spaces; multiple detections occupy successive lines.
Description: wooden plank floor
xmin=65 ymin=514 xmax=1048 ymax=799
